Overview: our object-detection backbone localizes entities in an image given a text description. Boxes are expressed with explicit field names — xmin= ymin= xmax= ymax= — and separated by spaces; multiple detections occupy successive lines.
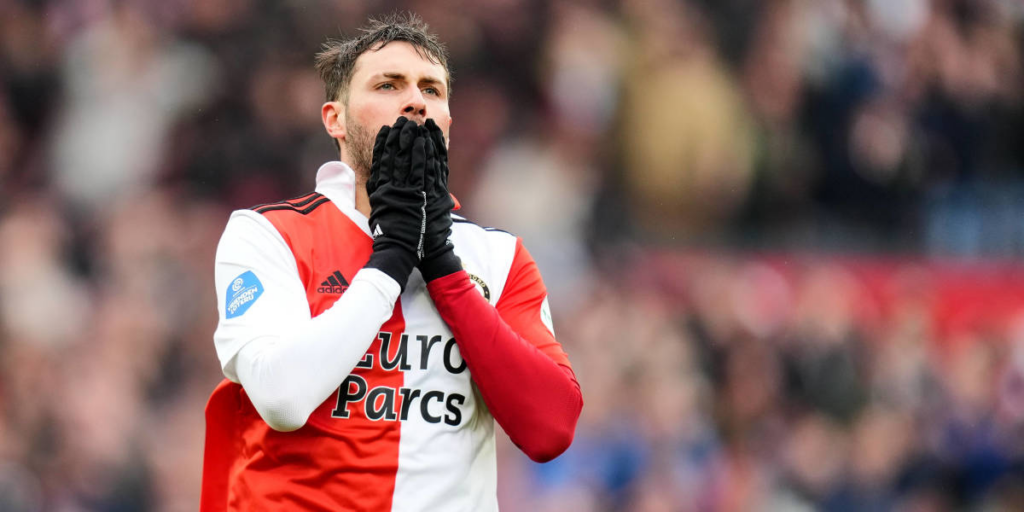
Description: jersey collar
xmin=314 ymin=161 xmax=371 ymax=236
xmin=313 ymin=159 xmax=462 ymax=215
xmin=314 ymin=161 xmax=357 ymax=209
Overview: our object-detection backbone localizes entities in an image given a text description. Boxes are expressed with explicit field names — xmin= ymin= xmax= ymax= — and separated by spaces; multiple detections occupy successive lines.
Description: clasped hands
xmin=364 ymin=117 xmax=461 ymax=289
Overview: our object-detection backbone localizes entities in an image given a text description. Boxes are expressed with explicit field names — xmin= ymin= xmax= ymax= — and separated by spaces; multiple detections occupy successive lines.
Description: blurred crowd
xmin=506 ymin=253 xmax=1024 ymax=511
xmin=2 ymin=0 xmax=1024 ymax=510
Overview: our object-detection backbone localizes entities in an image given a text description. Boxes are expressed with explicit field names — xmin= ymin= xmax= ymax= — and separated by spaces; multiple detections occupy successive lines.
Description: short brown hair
xmin=315 ymin=12 xmax=452 ymax=105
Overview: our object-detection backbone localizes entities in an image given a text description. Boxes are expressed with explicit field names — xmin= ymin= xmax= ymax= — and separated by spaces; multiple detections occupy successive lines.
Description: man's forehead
xmin=352 ymin=41 xmax=447 ymax=82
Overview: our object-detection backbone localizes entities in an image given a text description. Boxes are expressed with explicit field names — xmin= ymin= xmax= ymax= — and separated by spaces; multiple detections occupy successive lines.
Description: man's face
xmin=341 ymin=41 xmax=452 ymax=179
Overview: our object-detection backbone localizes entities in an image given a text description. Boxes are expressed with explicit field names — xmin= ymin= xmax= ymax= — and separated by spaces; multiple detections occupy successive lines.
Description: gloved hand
xmin=364 ymin=117 xmax=429 ymax=290
xmin=418 ymin=118 xmax=462 ymax=282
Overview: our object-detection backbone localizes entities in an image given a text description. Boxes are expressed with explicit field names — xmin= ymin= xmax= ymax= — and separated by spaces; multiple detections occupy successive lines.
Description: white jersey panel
xmin=449 ymin=217 xmax=519 ymax=306
xmin=390 ymin=220 xmax=517 ymax=512
xmin=390 ymin=271 xmax=497 ymax=512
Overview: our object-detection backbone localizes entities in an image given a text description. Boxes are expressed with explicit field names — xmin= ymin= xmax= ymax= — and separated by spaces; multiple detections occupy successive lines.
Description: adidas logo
xmin=373 ymin=224 xmax=384 ymax=238
xmin=317 ymin=270 xmax=350 ymax=294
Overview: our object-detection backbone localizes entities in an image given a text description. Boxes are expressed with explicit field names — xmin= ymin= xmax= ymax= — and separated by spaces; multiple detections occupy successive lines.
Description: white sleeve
xmin=213 ymin=210 xmax=400 ymax=431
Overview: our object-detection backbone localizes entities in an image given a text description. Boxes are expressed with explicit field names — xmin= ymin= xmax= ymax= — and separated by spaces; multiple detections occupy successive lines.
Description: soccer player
xmin=200 ymin=13 xmax=583 ymax=511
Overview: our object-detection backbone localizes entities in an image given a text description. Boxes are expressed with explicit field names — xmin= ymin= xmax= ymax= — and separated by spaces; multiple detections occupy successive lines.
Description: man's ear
xmin=322 ymin=101 xmax=346 ymax=142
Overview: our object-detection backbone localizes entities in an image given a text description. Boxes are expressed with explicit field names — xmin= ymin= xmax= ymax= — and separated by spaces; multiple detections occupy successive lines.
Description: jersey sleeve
xmin=425 ymin=236 xmax=582 ymax=462
xmin=212 ymin=209 xmax=402 ymax=431
xmin=494 ymin=239 xmax=571 ymax=368
xmin=213 ymin=210 xmax=311 ymax=382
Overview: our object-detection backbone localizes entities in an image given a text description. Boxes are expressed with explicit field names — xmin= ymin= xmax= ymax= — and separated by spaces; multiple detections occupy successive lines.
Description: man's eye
xmin=423 ymin=87 xmax=439 ymax=96
xmin=379 ymin=83 xmax=395 ymax=90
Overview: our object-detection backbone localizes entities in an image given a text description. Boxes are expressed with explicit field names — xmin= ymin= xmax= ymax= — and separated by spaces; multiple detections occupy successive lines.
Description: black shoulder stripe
xmin=255 ymin=195 xmax=331 ymax=215
xmin=452 ymin=218 xmax=514 ymax=236
xmin=249 ymin=192 xmax=322 ymax=212
xmin=284 ymin=193 xmax=324 ymax=208
xmin=255 ymin=196 xmax=330 ymax=215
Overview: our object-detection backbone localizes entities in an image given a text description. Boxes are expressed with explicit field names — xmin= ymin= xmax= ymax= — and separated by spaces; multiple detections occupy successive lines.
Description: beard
xmin=344 ymin=114 xmax=375 ymax=181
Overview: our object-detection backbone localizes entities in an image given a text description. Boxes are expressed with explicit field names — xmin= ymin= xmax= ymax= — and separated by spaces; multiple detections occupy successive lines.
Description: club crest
xmin=467 ymin=273 xmax=490 ymax=301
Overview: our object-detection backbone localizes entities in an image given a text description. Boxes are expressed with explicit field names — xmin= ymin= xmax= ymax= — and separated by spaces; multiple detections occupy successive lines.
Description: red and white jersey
xmin=203 ymin=161 xmax=567 ymax=511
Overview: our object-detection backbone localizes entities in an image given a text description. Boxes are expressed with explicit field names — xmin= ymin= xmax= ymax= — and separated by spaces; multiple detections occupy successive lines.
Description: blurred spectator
xmin=619 ymin=0 xmax=755 ymax=242
xmin=49 ymin=3 xmax=215 ymax=215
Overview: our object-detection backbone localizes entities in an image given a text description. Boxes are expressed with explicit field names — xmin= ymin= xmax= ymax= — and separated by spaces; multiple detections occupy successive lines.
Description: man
xmin=200 ymin=13 xmax=583 ymax=511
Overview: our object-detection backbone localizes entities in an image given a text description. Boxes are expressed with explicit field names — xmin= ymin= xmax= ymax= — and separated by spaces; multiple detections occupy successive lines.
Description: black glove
xmin=419 ymin=118 xmax=463 ymax=282
xmin=364 ymin=117 xmax=429 ymax=290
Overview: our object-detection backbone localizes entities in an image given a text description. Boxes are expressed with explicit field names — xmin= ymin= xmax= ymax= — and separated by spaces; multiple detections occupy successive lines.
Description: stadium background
xmin=2 ymin=0 xmax=1024 ymax=510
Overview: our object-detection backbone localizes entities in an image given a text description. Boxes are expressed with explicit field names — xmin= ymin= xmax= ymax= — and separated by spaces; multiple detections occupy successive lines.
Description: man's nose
xmin=401 ymin=89 xmax=427 ymax=119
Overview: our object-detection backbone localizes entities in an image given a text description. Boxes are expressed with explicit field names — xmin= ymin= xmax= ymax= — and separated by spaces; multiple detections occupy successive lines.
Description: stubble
xmin=344 ymin=114 xmax=375 ymax=182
